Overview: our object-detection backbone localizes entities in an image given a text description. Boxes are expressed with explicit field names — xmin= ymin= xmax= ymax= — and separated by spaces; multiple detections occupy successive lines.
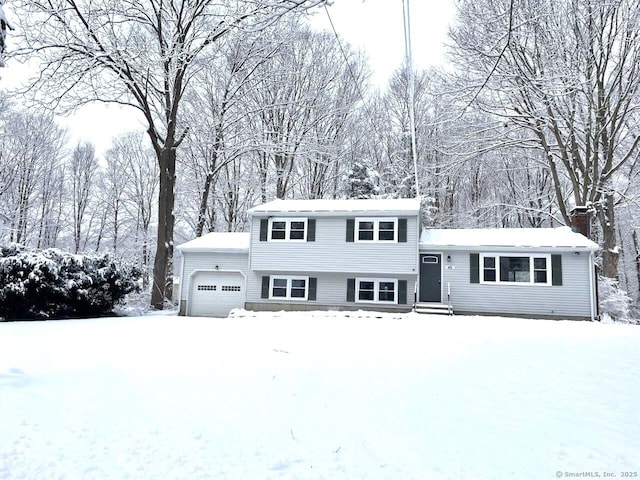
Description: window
xmin=355 ymin=278 xmax=397 ymax=303
xmin=533 ymin=258 xmax=548 ymax=283
xmin=355 ymin=218 xmax=397 ymax=242
xmin=358 ymin=221 xmax=375 ymax=241
xmin=197 ymin=285 xmax=216 ymax=291
xmin=268 ymin=218 xmax=307 ymax=241
xmin=270 ymin=221 xmax=287 ymax=240
xmin=270 ymin=276 xmax=309 ymax=300
xmin=289 ymin=221 xmax=306 ymax=240
xmin=483 ymin=256 xmax=496 ymax=282
xmin=221 ymin=285 xmax=241 ymax=292
xmin=481 ymin=254 xmax=551 ymax=285
xmin=378 ymin=221 xmax=396 ymax=241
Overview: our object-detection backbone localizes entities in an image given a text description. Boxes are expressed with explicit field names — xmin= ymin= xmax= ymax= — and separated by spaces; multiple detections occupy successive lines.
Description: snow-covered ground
xmin=1 ymin=310 xmax=639 ymax=480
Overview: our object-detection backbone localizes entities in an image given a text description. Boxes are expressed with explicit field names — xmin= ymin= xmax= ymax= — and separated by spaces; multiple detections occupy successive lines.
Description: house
xmin=418 ymin=227 xmax=599 ymax=320
xmin=176 ymin=199 xmax=599 ymax=320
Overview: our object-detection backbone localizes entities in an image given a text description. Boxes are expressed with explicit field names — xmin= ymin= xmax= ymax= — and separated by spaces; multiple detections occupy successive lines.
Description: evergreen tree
xmin=345 ymin=160 xmax=379 ymax=199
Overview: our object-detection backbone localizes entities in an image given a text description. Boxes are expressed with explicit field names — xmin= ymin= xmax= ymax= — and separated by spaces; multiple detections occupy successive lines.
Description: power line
xmin=402 ymin=0 xmax=420 ymax=198
xmin=322 ymin=4 xmax=384 ymax=171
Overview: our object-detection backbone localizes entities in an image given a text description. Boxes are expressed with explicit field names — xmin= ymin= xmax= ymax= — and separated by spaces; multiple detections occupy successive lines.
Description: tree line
xmin=1 ymin=0 xmax=639 ymax=312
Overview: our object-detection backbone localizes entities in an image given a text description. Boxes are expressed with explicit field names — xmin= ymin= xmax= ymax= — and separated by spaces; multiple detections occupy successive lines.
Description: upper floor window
xmin=481 ymin=254 xmax=551 ymax=285
xmin=269 ymin=218 xmax=307 ymax=241
xmin=356 ymin=218 xmax=398 ymax=242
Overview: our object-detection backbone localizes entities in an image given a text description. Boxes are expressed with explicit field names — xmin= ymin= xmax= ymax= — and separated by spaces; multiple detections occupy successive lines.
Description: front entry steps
xmin=415 ymin=302 xmax=453 ymax=316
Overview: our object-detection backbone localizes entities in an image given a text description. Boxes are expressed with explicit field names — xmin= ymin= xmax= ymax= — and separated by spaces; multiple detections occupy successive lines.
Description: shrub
xmin=0 ymin=246 xmax=141 ymax=320
xmin=598 ymin=276 xmax=637 ymax=324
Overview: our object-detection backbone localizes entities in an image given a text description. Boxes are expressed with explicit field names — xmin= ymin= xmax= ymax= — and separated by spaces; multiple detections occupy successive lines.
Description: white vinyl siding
xmin=250 ymin=216 xmax=418 ymax=274
xmin=179 ymin=251 xmax=249 ymax=302
xmin=435 ymin=250 xmax=594 ymax=319
xmin=245 ymin=271 xmax=415 ymax=310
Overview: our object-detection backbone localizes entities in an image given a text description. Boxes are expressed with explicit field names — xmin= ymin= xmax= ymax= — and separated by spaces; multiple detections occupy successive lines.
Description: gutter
xmin=589 ymin=249 xmax=596 ymax=322
xmin=178 ymin=253 xmax=185 ymax=312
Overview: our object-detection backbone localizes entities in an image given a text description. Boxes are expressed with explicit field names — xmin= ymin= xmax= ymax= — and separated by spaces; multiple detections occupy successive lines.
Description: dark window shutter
xmin=308 ymin=277 xmax=317 ymax=301
xmin=398 ymin=218 xmax=407 ymax=243
xmin=470 ymin=253 xmax=480 ymax=283
xmin=347 ymin=278 xmax=355 ymax=302
xmin=398 ymin=280 xmax=407 ymax=304
xmin=346 ymin=219 xmax=355 ymax=242
xmin=259 ymin=219 xmax=268 ymax=242
xmin=307 ymin=219 xmax=316 ymax=242
xmin=552 ymin=254 xmax=563 ymax=286
xmin=261 ymin=276 xmax=270 ymax=298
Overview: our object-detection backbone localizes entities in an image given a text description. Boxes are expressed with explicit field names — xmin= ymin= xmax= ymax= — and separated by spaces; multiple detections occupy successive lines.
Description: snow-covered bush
xmin=598 ymin=277 xmax=638 ymax=324
xmin=0 ymin=245 xmax=141 ymax=320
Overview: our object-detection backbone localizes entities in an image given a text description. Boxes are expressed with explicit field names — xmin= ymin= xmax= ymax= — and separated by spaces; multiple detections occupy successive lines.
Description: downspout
xmin=588 ymin=250 xmax=596 ymax=321
xmin=177 ymin=252 xmax=185 ymax=315
xmin=248 ymin=214 xmax=253 ymax=272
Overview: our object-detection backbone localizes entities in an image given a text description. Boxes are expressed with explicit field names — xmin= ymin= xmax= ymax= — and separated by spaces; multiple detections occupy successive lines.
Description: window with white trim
xmin=480 ymin=254 xmax=551 ymax=285
xmin=269 ymin=276 xmax=309 ymax=300
xmin=269 ymin=218 xmax=307 ymax=241
xmin=356 ymin=278 xmax=397 ymax=303
xmin=355 ymin=218 xmax=397 ymax=242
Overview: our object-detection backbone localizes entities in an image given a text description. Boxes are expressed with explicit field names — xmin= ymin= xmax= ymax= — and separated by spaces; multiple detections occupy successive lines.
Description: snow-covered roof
xmin=420 ymin=227 xmax=599 ymax=251
xmin=248 ymin=198 xmax=421 ymax=216
xmin=177 ymin=232 xmax=250 ymax=253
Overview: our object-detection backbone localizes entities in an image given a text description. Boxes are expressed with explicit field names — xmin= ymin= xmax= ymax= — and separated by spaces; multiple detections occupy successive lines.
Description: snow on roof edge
xmin=420 ymin=226 xmax=599 ymax=250
xmin=248 ymin=198 xmax=421 ymax=215
xmin=177 ymin=232 xmax=250 ymax=252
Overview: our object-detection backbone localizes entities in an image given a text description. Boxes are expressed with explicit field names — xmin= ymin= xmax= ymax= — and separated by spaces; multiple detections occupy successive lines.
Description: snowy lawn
xmin=1 ymin=311 xmax=639 ymax=480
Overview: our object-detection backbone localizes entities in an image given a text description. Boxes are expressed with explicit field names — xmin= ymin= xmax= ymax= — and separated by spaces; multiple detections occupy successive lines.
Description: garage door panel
xmin=190 ymin=271 xmax=245 ymax=317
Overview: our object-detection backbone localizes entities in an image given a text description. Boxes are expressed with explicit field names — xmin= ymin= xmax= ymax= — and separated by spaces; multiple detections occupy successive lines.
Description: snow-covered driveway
xmin=1 ymin=311 xmax=639 ymax=479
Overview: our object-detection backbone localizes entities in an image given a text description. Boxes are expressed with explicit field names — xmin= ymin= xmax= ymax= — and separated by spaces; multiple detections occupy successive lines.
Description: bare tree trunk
xmin=151 ymin=146 xmax=176 ymax=309
xmin=600 ymin=194 xmax=619 ymax=279
xmin=259 ymin=152 xmax=268 ymax=203
xmin=633 ymin=229 xmax=640 ymax=300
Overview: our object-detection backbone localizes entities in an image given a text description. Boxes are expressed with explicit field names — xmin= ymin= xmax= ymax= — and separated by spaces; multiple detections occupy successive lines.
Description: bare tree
xmin=118 ymin=133 xmax=158 ymax=289
xmin=0 ymin=0 xmax=13 ymax=67
xmin=248 ymin=22 xmax=365 ymax=200
xmin=14 ymin=0 xmax=327 ymax=308
xmin=181 ymin=30 xmax=274 ymax=236
xmin=0 ymin=109 xmax=67 ymax=246
xmin=449 ymin=0 xmax=640 ymax=278
xmin=69 ymin=142 xmax=97 ymax=253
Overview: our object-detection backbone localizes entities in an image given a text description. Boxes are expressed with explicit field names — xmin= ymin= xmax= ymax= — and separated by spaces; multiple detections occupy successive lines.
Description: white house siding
xmin=249 ymin=215 xmax=420 ymax=275
xmin=436 ymin=250 xmax=594 ymax=319
xmin=179 ymin=251 xmax=249 ymax=314
xmin=244 ymin=271 xmax=417 ymax=312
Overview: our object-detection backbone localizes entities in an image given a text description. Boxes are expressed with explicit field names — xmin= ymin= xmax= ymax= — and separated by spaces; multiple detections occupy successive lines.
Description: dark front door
xmin=420 ymin=253 xmax=442 ymax=302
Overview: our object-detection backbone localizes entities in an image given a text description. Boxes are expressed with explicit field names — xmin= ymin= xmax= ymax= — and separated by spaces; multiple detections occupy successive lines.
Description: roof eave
xmin=419 ymin=244 xmax=599 ymax=252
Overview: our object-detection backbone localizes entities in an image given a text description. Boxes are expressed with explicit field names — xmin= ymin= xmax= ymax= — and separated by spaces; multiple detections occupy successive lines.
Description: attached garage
xmin=176 ymin=232 xmax=250 ymax=317
xmin=189 ymin=270 xmax=245 ymax=317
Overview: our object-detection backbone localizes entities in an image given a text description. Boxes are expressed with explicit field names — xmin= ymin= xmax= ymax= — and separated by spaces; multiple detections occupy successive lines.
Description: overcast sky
xmin=1 ymin=0 xmax=456 ymax=156
xmin=311 ymin=0 xmax=456 ymax=87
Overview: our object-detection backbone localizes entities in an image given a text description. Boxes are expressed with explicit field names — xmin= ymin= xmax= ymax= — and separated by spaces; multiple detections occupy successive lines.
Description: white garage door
xmin=189 ymin=271 xmax=245 ymax=317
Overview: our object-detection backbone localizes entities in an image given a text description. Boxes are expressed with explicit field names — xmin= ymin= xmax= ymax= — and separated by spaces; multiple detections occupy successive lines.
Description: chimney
xmin=570 ymin=206 xmax=591 ymax=238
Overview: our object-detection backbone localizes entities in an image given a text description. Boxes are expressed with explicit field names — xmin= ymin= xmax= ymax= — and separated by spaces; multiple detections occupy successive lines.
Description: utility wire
xmin=323 ymin=4 xmax=384 ymax=171
xmin=402 ymin=0 xmax=420 ymax=198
